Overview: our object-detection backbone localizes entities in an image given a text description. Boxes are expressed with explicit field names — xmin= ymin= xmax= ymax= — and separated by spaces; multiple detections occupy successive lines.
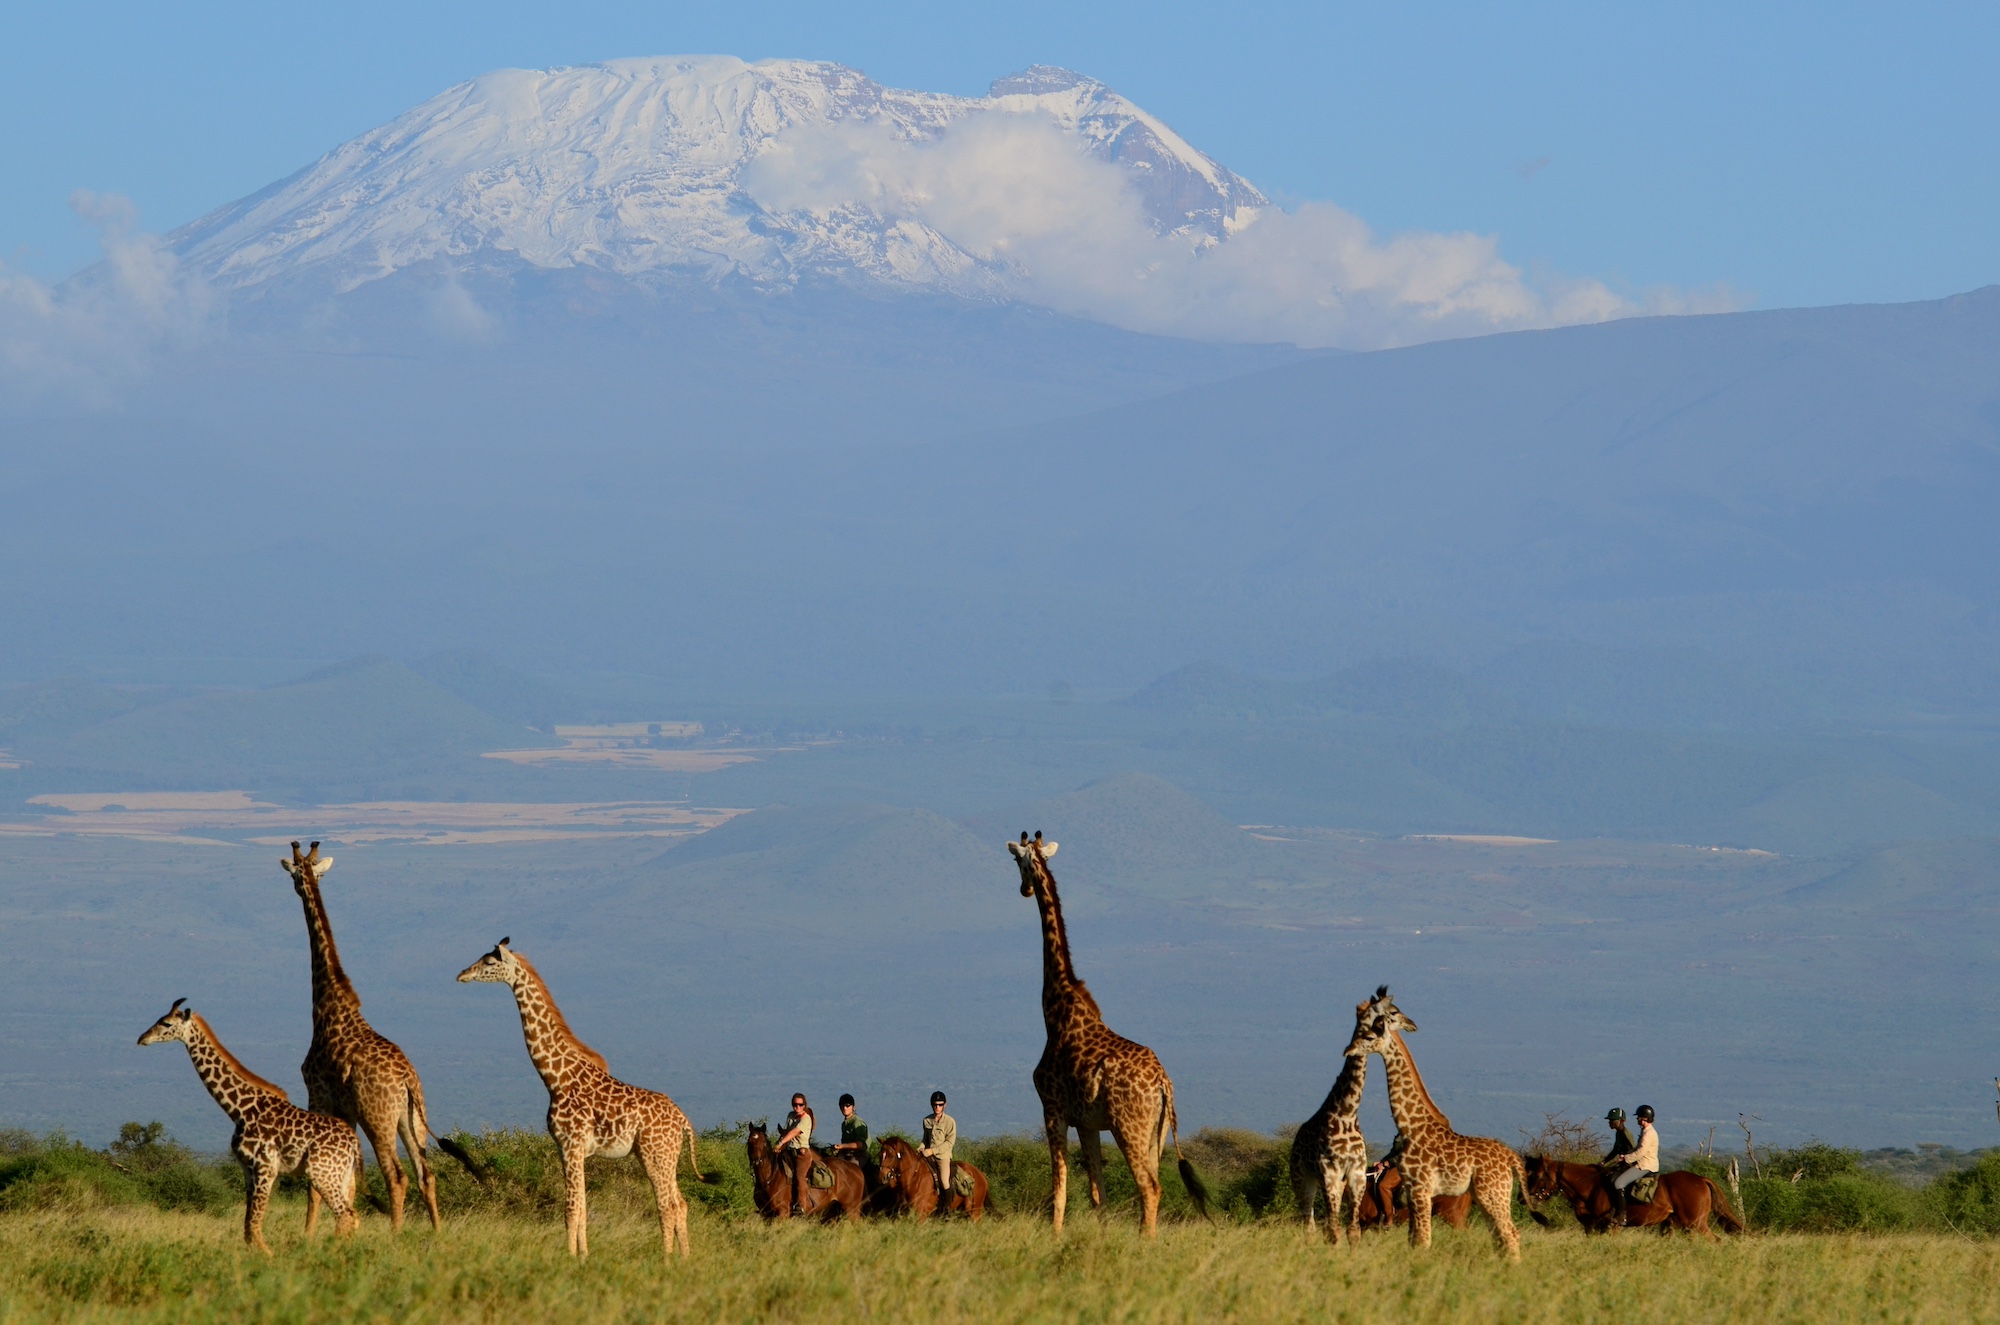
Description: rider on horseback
xmin=773 ymin=1092 xmax=817 ymax=1216
xmin=920 ymin=1091 xmax=957 ymax=1201
xmin=1609 ymin=1104 xmax=1659 ymax=1224
xmin=1602 ymin=1108 xmax=1636 ymax=1165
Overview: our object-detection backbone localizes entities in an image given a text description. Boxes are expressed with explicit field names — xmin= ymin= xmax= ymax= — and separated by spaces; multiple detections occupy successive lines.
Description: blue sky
xmin=3 ymin=0 xmax=1995 ymax=310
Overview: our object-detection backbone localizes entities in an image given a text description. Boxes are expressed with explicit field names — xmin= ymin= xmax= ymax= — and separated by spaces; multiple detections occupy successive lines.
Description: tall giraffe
xmin=138 ymin=998 xmax=360 ymax=1252
xmin=457 ymin=938 xmax=713 ymax=1258
xmin=280 ymin=841 xmax=439 ymax=1230
xmin=1349 ymin=985 xmax=1529 ymax=1260
xmin=1288 ymin=1014 xmax=1370 ymax=1244
xmin=1006 ymin=830 xmax=1207 ymax=1235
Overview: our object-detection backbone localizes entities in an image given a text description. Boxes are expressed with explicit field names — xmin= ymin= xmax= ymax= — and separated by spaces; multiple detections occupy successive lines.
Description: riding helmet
xmin=838 ymin=1093 xmax=855 ymax=1108
xmin=1605 ymin=1108 xmax=1626 ymax=1122
xmin=1636 ymin=1104 xmax=1655 ymax=1121
xmin=931 ymin=1091 xmax=947 ymax=1105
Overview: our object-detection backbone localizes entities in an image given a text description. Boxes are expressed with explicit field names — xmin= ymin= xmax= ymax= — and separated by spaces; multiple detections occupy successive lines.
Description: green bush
xmin=1918 ymin=1151 xmax=2000 ymax=1233
xmin=0 ymin=1125 xmax=240 ymax=1216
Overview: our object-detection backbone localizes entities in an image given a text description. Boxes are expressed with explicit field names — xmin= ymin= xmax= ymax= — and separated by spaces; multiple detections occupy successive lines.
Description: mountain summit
xmin=170 ymin=57 xmax=1265 ymax=301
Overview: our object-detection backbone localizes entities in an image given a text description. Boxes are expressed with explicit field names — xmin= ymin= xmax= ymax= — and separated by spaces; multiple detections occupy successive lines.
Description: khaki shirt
xmin=922 ymin=1111 xmax=956 ymax=1160
xmin=1630 ymin=1122 xmax=1659 ymax=1172
xmin=782 ymin=1109 xmax=812 ymax=1151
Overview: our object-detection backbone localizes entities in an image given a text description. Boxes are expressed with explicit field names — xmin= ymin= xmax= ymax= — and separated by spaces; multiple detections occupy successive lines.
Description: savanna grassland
xmin=6 ymin=1126 xmax=2000 ymax=1322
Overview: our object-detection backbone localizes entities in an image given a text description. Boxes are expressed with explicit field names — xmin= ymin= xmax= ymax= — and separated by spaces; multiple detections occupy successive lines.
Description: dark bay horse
xmin=876 ymin=1136 xmax=991 ymax=1221
xmin=1357 ymin=1163 xmax=1473 ymax=1231
xmin=1524 ymin=1157 xmax=1743 ymax=1239
xmin=746 ymin=1123 xmax=868 ymax=1222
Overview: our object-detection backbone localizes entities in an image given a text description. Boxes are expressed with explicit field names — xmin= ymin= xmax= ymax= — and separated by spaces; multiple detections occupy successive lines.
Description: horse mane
xmin=512 ymin=951 xmax=609 ymax=1072
xmin=190 ymin=1013 xmax=289 ymax=1098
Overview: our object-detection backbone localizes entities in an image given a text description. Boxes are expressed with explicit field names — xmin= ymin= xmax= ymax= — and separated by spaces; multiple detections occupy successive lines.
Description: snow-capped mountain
xmin=171 ymin=57 xmax=1266 ymax=299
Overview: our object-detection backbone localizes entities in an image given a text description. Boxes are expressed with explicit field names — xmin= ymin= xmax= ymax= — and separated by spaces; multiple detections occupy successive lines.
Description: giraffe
xmin=1006 ymin=830 xmax=1207 ymax=1236
xmin=138 ymin=998 xmax=360 ymax=1253
xmin=1288 ymin=1017 xmax=1370 ymax=1244
xmin=1348 ymin=985 xmax=1530 ymax=1260
xmin=280 ymin=840 xmax=440 ymax=1231
xmin=457 ymin=937 xmax=713 ymax=1258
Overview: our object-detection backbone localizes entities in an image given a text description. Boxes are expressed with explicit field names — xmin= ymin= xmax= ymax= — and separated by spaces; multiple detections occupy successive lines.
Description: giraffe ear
xmin=1039 ymin=840 xmax=1057 ymax=857
xmin=314 ymin=856 xmax=333 ymax=875
xmin=1006 ymin=840 xmax=1024 ymax=858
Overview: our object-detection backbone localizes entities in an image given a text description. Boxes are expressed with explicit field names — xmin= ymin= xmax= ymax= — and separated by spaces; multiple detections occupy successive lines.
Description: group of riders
xmin=770 ymin=1089 xmax=957 ymax=1217
xmin=1368 ymin=1105 xmax=1661 ymax=1225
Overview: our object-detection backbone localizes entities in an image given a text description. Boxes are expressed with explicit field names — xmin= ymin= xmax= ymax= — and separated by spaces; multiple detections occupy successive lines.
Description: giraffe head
xmin=1346 ymin=985 xmax=1418 ymax=1056
xmin=1005 ymin=830 xmax=1059 ymax=897
xmin=456 ymin=937 xmax=524 ymax=985
xmin=280 ymin=840 xmax=333 ymax=895
xmin=137 ymin=997 xmax=196 ymax=1046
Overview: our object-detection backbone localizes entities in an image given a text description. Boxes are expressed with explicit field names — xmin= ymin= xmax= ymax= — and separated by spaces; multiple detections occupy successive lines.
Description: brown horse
xmin=746 ymin=1123 xmax=868 ymax=1222
xmin=875 ymin=1136 xmax=991 ymax=1221
xmin=1523 ymin=1157 xmax=1743 ymax=1239
xmin=1357 ymin=1162 xmax=1474 ymax=1231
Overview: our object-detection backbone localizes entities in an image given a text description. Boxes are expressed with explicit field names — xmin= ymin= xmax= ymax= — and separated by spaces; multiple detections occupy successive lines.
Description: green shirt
xmin=841 ymin=1115 xmax=869 ymax=1149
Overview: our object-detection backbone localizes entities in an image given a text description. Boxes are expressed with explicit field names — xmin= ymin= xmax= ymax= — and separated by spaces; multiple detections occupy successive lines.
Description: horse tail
xmin=1706 ymin=1176 xmax=1746 ymax=1234
xmin=684 ymin=1116 xmax=723 ymax=1185
xmin=1164 ymin=1087 xmax=1212 ymax=1221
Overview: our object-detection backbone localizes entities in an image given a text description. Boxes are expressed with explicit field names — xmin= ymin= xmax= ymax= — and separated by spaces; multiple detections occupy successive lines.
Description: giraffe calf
xmin=139 ymin=999 xmax=361 ymax=1253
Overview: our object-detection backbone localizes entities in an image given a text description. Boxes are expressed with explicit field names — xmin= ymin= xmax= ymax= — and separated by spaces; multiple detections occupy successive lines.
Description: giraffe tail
xmin=430 ymin=1128 xmax=492 ymax=1184
xmin=1513 ymin=1150 xmax=1553 ymax=1227
xmin=402 ymin=1082 xmax=436 ymax=1190
xmin=684 ymin=1117 xmax=724 ymax=1184
xmin=1165 ymin=1089 xmax=1213 ymax=1221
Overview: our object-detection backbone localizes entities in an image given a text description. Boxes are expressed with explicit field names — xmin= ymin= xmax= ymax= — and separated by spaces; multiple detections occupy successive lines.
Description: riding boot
xmin=1609 ymin=1184 xmax=1627 ymax=1228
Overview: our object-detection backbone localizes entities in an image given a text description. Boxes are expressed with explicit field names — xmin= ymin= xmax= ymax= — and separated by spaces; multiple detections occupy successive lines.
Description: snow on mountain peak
xmin=170 ymin=57 xmax=1264 ymax=300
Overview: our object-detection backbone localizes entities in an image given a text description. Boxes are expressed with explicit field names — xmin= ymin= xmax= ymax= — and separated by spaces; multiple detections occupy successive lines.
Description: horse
xmin=875 ymin=1136 xmax=992 ymax=1221
xmin=745 ymin=1123 xmax=869 ymax=1222
xmin=1357 ymin=1162 xmax=1474 ymax=1231
xmin=1523 ymin=1157 xmax=1743 ymax=1239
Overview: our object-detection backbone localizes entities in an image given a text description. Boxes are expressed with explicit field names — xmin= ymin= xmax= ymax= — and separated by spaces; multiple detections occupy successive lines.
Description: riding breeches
xmin=1613 ymin=1166 xmax=1655 ymax=1191
xmin=932 ymin=1156 xmax=952 ymax=1201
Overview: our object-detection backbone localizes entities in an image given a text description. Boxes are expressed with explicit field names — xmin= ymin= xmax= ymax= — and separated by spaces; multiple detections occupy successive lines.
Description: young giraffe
xmin=1287 ymin=1017 xmax=1370 ymax=1244
xmin=138 ymin=999 xmax=360 ymax=1253
xmin=280 ymin=841 xmax=440 ymax=1231
xmin=457 ymin=938 xmax=714 ymax=1258
xmin=1006 ymin=830 xmax=1207 ymax=1236
xmin=1349 ymin=985 xmax=1531 ymax=1261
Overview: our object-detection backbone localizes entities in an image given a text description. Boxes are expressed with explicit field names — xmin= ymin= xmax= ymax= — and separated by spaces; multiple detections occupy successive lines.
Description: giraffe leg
xmin=1044 ymin=1117 xmax=1069 ymax=1235
xmin=1344 ymin=1165 xmax=1367 ymax=1246
xmin=305 ymin=1184 xmax=322 ymax=1236
xmin=1474 ymin=1174 xmax=1521 ymax=1261
xmin=243 ymin=1159 xmax=277 ymax=1254
xmin=361 ymin=1117 xmax=409 ymax=1232
xmin=1078 ymin=1129 xmax=1108 ymax=1212
xmin=636 ymin=1130 xmax=688 ymax=1260
xmin=1109 ymin=1119 xmax=1161 ymax=1237
xmin=561 ymin=1141 xmax=591 ymax=1258
xmin=399 ymin=1108 xmax=441 ymax=1231
xmin=1290 ymin=1152 xmax=1317 ymax=1229
xmin=1407 ymin=1173 xmax=1436 ymax=1250
xmin=309 ymin=1144 xmax=360 ymax=1237
xmin=1317 ymin=1162 xmax=1343 ymax=1246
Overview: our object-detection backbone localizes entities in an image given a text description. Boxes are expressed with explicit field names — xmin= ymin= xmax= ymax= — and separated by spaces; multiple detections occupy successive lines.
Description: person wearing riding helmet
xmin=1610 ymin=1105 xmax=1660 ymax=1224
xmin=920 ymin=1091 xmax=957 ymax=1202
xmin=773 ymin=1092 xmax=816 ymax=1216
xmin=1602 ymin=1108 xmax=1637 ymax=1166
xmin=834 ymin=1093 xmax=870 ymax=1163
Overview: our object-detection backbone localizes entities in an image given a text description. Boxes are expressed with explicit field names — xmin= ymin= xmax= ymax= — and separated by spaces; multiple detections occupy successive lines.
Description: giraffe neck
xmin=297 ymin=876 xmax=361 ymax=1021
xmin=1031 ymin=863 xmax=1100 ymax=1032
xmin=1317 ymin=1049 xmax=1369 ymax=1121
xmin=181 ymin=1015 xmax=285 ymax=1124
xmin=506 ymin=965 xmax=604 ymax=1096
xmin=1377 ymin=1029 xmax=1451 ymax=1137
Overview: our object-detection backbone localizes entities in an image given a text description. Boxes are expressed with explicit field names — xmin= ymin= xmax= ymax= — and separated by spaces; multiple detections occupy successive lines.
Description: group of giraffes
xmin=137 ymin=832 xmax=1527 ymax=1262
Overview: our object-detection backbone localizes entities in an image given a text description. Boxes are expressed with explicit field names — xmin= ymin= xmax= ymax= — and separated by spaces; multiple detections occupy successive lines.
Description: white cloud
xmin=744 ymin=111 xmax=1736 ymax=349
xmin=0 ymin=192 xmax=214 ymax=408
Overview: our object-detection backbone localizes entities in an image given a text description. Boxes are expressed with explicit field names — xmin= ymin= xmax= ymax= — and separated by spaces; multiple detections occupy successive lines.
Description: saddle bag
xmin=808 ymin=1160 xmax=836 ymax=1190
xmin=1627 ymin=1173 xmax=1658 ymax=1205
xmin=953 ymin=1168 xmax=975 ymax=1197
